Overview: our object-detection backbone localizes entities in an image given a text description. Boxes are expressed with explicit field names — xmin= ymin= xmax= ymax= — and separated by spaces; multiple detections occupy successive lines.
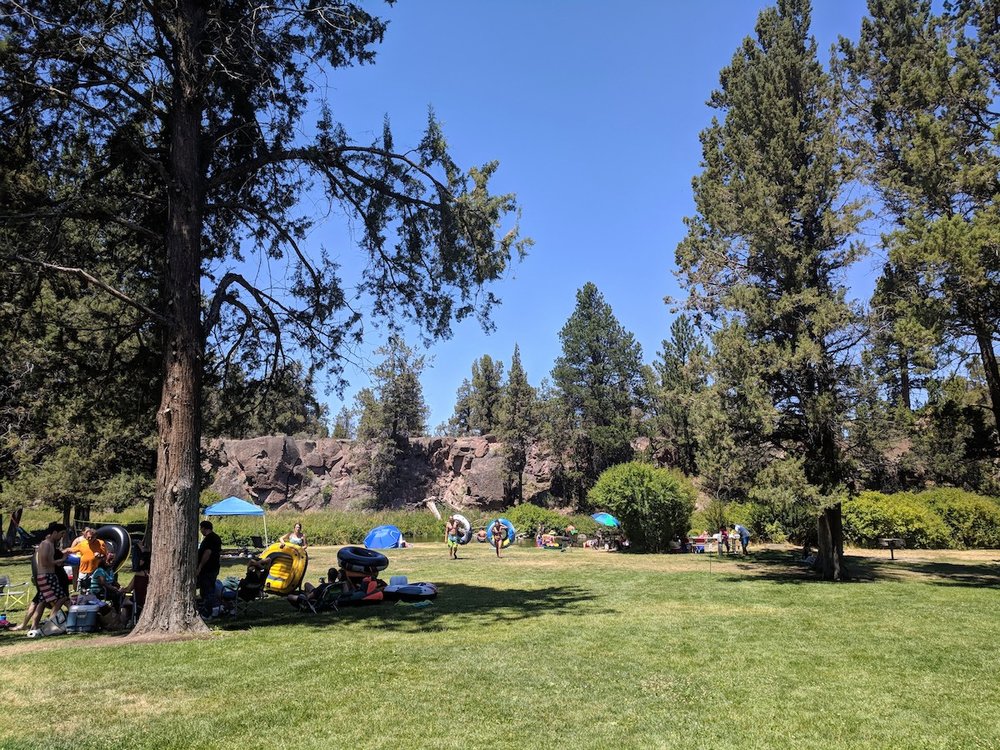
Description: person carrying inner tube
xmin=445 ymin=515 xmax=460 ymax=560
xmin=490 ymin=519 xmax=506 ymax=559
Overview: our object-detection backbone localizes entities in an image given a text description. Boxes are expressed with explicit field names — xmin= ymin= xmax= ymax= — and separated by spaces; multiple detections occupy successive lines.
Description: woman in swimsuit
xmin=280 ymin=523 xmax=307 ymax=548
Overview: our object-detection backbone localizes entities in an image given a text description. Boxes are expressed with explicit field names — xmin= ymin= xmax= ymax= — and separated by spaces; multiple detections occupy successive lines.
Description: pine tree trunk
xmin=130 ymin=0 xmax=207 ymax=637
xmin=815 ymin=503 xmax=848 ymax=581
xmin=973 ymin=320 xmax=1000 ymax=437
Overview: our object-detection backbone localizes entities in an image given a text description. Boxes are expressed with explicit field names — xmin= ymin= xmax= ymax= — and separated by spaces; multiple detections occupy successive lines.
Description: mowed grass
xmin=1 ymin=543 xmax=999 ymax=750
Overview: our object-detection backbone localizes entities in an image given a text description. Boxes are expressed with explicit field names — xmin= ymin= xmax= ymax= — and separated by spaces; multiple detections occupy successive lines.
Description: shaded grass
xmin=1 ymin=545 xmax=999 ymax=749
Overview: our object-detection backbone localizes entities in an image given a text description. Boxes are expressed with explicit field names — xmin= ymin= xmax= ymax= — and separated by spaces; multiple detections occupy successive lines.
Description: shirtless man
xmin=27 ymin=522 xmax=71 ymax=637
xmin=445 ymin=516 xmax=460 ymax=560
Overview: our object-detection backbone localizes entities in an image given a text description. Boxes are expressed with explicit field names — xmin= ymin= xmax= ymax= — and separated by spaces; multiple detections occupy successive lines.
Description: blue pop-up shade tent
xmin=364 ymin=524 xmax=405 ymax=549
xmin=591 ymin=512 xmax=620 ymax=528
xmin=204 ymin=496 xmax=269 ymax=543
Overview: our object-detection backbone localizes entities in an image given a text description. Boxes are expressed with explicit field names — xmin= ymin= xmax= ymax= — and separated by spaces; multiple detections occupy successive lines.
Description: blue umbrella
xmin=591 ymin=512 xmax=620 ymax=528
xmin=364 ymin=524 xmax=405 ymax=549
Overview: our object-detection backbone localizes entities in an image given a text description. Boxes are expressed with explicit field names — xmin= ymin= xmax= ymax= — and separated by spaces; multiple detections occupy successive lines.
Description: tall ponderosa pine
xmin=676 ymin=0 xmax=865 ymax=580
xmin=839 ymin=0 xmax=1000 ymax=438
xmin=0 ymin=2 xmax=526 ymax=635
xmin=469 ymin=355 xmax=505 ymax=435
xmin=552 ymin=282 xmax=645 ymax=503
xmin=498 ymin=344 xmax=537 ymax=503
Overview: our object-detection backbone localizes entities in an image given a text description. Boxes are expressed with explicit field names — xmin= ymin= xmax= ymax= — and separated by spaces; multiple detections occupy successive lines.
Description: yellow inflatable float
xmin=260 ymin=541 xmax=309 ymax=596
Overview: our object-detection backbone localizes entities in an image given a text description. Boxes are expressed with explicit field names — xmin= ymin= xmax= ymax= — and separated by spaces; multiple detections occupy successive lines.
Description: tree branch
xmin=6 ymin=254 xmax=169 ymax=326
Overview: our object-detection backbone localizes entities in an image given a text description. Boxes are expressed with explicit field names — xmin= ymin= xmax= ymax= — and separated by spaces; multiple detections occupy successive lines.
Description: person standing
xmin=26 ymin=522 xmax=70 ymax=637
xmin=490 ymin=519 xmax=506 ymax=559
xmin=732 ymin=524 xmax=751 ymax=555
xmin=63 ymin=527 xmax=108 ymax=592
xmin=196 ymin=521 xmax=223 ymax=617
xmin=445 ymin=516 xmax=460 ymax=560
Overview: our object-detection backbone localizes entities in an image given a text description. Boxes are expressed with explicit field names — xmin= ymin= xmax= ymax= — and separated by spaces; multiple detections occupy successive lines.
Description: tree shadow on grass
xmin=714 ymin=548 xmax=1000 ymax=589
xmin=211 ymin=582 xmax=600 ymax=634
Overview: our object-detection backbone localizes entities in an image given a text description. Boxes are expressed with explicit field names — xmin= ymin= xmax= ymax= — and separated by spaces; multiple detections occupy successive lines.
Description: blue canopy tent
xmin=364 ymin=524 xmax=405 ymax=549
xmin=591 ymin=512 xmax=620 ymax=528
xmin=203 ymin=496 xmax=269 ymax=544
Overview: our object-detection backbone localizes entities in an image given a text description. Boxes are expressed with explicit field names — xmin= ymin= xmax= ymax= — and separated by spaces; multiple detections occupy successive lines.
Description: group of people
xmin=445 ymin=516 xmax=508 ymax=559
xmin=286 ymin=562 xmax=382 ymax=612
xmin=14 ymin=522 xmax=150 ymax=637
xmin=677 ymin=524 xmax=751 ymax=555
xmin=196 ymin=521 xmax=309 ymax=618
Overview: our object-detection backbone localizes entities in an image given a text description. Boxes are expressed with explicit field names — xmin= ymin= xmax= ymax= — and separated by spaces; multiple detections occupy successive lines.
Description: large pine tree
xmin=676 ymin=0 xmax=865 ymax=580
xmin=552 ymin=282 xmax=645 ymax=503
xmin=0 ymin=2 xmax=525 ymax=635
xmin=839 ymin=0 xmax=1000 ymax=440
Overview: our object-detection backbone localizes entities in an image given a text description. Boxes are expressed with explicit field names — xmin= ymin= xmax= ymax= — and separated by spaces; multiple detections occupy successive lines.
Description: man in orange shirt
xmin=64 ymin=527 xmax=107 ymax=592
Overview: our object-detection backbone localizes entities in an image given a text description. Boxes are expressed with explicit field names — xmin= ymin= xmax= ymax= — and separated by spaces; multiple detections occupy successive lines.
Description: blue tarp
xmin=591 ymin=512 xmax=620 ymax=527
xmin=204 ymin=497 xmax=264 ymax=516
xmin=364 ymin=524 xmax=405 ymax=549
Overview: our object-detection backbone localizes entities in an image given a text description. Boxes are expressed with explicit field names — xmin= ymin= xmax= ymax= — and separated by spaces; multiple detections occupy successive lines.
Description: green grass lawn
xmin=1 ymin=543 xmax=999 ymax=749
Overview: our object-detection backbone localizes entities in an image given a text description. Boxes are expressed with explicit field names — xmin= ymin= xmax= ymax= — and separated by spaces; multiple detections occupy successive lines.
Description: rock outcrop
xmin=202 ymin=435 xmax=558 ymax=513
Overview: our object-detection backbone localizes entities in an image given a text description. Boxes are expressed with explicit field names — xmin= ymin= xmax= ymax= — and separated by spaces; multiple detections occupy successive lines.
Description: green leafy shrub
xmin=843 ymin=491 xmax=951 ymax=549
xmin=918 ymin=488 xmax=1000 ymax=548
xmin=587 ymin=462 xmax=696 ymax=552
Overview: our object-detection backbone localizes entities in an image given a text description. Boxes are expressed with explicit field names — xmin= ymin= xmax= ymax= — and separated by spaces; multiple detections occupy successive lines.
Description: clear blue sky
xmin=305 ymin=0 xmax=875 ymax=430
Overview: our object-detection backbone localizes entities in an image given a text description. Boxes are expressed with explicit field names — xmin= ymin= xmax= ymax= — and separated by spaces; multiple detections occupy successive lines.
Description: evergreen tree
xmin=442 ymin=379 xmax=474 ymax=437
xmin=331 ymin=406 xmax=356 ymax=440
xmin=650 ymin=315 xmax=709 ymax=475
xmin=676 ymin=0 xmax=865 ymax=580
xmin=469 ymin=355 xmax=505 ymax=435
xmin=497 ymin=344 xmax=537 ymax=503
xmin=839 ymin=0 xmax=1000 ymax=438
xmin=356 ymin=337 xmax=429 ymax=503
xmin=0 ymin=2 xmax=525 ymax=635
xmin=552 ymin=282 xmax=644 ymax=503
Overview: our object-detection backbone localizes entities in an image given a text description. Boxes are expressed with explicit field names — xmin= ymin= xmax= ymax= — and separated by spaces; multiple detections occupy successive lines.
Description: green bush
xmin=587 ymin=462 xmax=696 ymax=552
xmin=843 ymin=491 xmax=951 ymax=549
xmin=918 ymin=488 xmax=1000 ymax=548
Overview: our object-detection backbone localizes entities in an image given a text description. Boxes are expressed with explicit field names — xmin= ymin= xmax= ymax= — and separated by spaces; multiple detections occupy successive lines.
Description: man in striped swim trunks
xmin=27 ymin=522 xmax=71 ymax=637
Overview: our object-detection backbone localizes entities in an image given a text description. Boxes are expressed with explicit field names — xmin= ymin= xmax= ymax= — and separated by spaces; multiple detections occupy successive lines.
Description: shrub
xmin=918 ymin=488 xmax=1000 ymax=548
xmin=587 ymin=462 xmax=696 ymax=552
xmin=842 ymin=491 xmax=951 ymax=549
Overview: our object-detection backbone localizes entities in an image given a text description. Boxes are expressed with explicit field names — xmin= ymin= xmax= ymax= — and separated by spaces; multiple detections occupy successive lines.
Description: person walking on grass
xmin=26 ymin=522 xmax=70 ymax=637
xmin=491 ymin=519 xmax=506 ymax=559
xmin=445 ymin=516 xmax=460 ymax=560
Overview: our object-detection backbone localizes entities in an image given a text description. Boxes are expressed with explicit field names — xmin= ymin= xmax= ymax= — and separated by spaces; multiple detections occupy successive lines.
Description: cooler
xmin=65 ymin=604 xmax=101 ymax=633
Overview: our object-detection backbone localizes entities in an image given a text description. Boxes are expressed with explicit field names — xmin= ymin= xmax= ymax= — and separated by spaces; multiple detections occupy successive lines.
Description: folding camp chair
xmin=235 ymin=568 xmax=267 ymax=616
xmin=0 ymin=574 xmax=30 ymax=609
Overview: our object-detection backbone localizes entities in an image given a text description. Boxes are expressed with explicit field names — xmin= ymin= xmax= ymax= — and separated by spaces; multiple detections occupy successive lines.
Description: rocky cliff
xmin=202 ymin=435 xmax=559 ymax=512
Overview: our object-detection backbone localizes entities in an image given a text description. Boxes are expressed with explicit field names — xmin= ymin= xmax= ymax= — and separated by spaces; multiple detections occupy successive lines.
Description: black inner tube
xmin=337 ymin=546 xmax=389 ymax=571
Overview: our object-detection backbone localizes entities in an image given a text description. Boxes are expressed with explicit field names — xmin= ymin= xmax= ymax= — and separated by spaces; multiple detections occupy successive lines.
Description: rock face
xmin=202 ymin=435 xmax=557 ymax=513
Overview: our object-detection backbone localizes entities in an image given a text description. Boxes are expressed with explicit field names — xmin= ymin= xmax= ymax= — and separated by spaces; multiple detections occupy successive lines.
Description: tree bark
xmin=973 ymin=320 xmax=1000 ymax=437
xmin=815 ymin=502 xmax=849 ymax=581
xmin=130 ymin=0 xmax=208 ymax=637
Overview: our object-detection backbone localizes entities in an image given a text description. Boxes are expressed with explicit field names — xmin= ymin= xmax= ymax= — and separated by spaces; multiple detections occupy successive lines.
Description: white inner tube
xmin=453 ymin=514 xmax=473 ymax=545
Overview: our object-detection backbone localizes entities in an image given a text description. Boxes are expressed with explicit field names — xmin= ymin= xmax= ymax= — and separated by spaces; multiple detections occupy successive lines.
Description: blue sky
xmin=303 ymin=0 xmax=876 ymax=430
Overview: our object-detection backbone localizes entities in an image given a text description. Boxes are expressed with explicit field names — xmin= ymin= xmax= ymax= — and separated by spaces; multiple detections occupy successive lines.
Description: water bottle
xmin=0 ymin=613 xmax=7 ymax=626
